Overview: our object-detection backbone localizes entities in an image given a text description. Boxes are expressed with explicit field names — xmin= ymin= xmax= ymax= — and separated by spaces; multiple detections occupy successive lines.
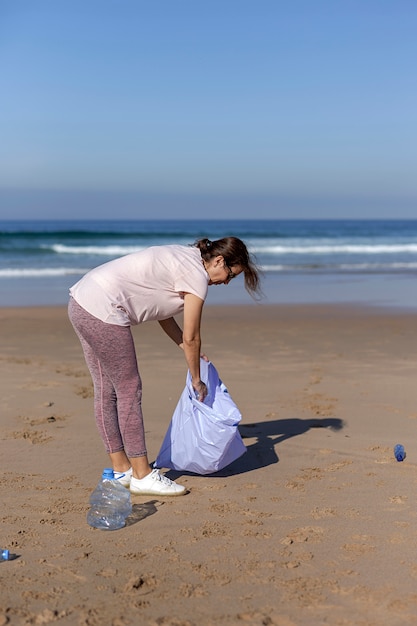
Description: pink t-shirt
xmin=69 ymin=245 xmax=209 ymax=326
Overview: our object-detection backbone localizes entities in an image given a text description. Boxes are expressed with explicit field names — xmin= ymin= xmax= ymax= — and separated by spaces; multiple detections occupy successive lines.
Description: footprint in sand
xmin=122 ymin=574 xmax=158 ymax=594
xmin=55 ymin=365 xmax=89 ymax=378
xmin=389 ymin=495 xmax=408 ymax=504
xmin=342 ymin=535 xmax=376 ymax=556
xmin=304 ymin=392 xmax=337 ymax=417
xmin=74 ymin=385 xmax=94 ymax=398
xmin=324 ymin=460 xmax=353 ymax=472
xmin=281 ymin=526 xmax=325 ymax=544
xmin=201 ymin=521 xmax=232 ymax=538
xmin=24 ymin=415 xmax=66 ymax=426
xmin=281 ymin=551 xmax=314 ymax=569
xmin=4 ymin=429 xmax=52 ymax=444
xmin=209 ymin=502 xmax=239 ymax=515
xmin=285 ymin=462 xmax=350 ymax=493
xmin=235 ymin=612 xmax=278 ymax=626
xmin=179 ymin=583 xmax=207 ymax=598
xmin=310 ymin=506 xmax=337 ymax=519
xmin=19 ymin=381 xmax=61 ymax=391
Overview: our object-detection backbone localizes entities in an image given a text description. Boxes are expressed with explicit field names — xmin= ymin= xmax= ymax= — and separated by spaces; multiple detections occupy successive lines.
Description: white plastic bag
xmin=155 ymin=359 xmax=246 ymax=474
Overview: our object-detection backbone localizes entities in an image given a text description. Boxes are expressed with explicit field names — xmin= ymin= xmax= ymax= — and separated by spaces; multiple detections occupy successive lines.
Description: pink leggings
xmin=68 ymin=297 xmax=147 ymax=458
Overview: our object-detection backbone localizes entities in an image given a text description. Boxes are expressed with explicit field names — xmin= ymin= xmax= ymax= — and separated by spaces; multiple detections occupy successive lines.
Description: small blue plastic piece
xmin=394 ymin=444 xmax=406 ymax=462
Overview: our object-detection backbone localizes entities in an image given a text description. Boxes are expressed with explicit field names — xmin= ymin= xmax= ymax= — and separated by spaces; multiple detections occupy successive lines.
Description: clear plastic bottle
xmin=0 ymin=550 xmax=10 ymax=562
xmin=394 ymin=444 xmax=406 ymax=462
xmin=87 ymin=468 xmax=132 ymax=530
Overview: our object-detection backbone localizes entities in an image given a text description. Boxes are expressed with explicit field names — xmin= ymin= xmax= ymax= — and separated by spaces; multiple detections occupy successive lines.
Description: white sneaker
xmin=114 ymin=467 xmax=133 ymax=488
xmin=130 ymin=469 xmax=187 ymax=496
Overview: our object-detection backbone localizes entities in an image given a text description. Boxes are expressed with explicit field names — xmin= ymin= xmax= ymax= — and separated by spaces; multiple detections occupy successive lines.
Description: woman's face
xmin=205 ymin=255 xmax=243 ymax=286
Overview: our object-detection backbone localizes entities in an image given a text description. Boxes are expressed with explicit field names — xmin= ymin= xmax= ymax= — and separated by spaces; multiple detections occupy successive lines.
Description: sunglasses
xmin=224 ymin=262 xmax=237 ymax=280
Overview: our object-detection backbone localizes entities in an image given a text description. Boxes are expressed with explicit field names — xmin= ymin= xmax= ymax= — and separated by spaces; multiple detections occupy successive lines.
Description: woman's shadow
xmin=164 ymin=416 xmax=344 ymax=479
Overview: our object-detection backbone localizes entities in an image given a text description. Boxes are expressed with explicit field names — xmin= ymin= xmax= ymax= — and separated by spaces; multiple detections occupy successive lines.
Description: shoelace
xmin=152 ymin=469 xmax=173 ymax=485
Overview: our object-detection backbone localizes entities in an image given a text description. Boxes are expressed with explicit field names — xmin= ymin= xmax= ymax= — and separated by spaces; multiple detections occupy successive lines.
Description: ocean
xmin=0 ymin=219 xmax=416 ymax=310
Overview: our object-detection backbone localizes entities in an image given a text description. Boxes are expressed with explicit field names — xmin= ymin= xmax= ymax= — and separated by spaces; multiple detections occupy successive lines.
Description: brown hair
xmin=194 ymin=236 xmax=262 ymax=299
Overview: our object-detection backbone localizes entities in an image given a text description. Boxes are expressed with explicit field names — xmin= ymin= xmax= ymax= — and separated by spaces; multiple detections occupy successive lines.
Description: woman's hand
xmin=192 ymin=379 xmax=208 ymax=402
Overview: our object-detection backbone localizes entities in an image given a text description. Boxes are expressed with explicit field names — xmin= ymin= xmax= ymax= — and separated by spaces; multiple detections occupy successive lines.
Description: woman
xmin=68 ymin=237 xmax=261 ymax=496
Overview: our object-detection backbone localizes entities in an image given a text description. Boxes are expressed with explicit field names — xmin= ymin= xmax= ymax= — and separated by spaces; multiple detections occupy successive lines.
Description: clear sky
xmin=1 ymin=0 xmax=416 ymax=220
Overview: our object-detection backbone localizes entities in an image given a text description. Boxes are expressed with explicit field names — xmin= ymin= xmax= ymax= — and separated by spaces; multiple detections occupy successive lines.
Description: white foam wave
xmin=252 ymin=244 xmax=417 ymax=255
xmin=260 ymin=265 xmax=287 ymax=272
xmin=43 ymin=242 xmax=417 ymax=257
xmin=0 ymin=268 xmax=89 ymax=278
xmin=261 ymin=262 xmax=417 ymax=272
xmin=1 ymin=262 xmax=417 ymax=279
xmin=48 ymin=244 xmax=146 ymax=255
xmin=339 ymin=262 xmax=417 ymax=270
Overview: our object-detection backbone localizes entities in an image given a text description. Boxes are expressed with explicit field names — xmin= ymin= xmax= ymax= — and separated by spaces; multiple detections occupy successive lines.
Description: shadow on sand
xmin=125 ymin=500 xmax=161 ymax=527
xmin=164 ymin=416 xmax=344 ymax=480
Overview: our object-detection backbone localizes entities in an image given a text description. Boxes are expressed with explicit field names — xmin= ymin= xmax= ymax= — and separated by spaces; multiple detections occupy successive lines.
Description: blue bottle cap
xmin=1 ymin=550 xmax=10 ymax=560
xmin=102 ymin=468 xmax=115 ymax=479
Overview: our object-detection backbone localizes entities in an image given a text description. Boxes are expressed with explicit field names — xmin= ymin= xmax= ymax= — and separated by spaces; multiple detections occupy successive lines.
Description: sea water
xmin=0 ymin=218 xmax=416 ymax=309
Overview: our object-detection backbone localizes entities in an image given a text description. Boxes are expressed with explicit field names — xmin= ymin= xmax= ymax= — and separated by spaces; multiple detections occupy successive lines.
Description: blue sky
xmin=1 ymin=0 xmax=416 ymax=220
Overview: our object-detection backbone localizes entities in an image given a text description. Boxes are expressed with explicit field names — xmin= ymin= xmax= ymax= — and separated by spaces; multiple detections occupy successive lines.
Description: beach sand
xmin=1 ymin=303 xmax=417 ymax=626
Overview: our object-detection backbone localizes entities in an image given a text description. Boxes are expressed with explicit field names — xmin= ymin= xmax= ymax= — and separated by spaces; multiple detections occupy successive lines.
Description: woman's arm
xmin=181 ymin=292 xmax=203 ymax=373
xmin=158 ymin=294 xmax=207 ymax=401
xmin=158 ymin=317 xmax=183 ymax=346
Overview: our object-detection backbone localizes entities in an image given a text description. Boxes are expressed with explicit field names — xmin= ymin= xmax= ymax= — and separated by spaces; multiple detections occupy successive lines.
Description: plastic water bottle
xmin=0 ymin=550 xmax=10 ymax=562
xmin=394 ymin=444 xmax=406 ymax=462
xmin=87 ymin=468 xmax=132 ymax=530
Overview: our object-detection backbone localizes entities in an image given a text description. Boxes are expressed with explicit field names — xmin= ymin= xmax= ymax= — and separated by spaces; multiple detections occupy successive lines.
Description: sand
xmin=1 ymin=303 xmax=417 ymax=626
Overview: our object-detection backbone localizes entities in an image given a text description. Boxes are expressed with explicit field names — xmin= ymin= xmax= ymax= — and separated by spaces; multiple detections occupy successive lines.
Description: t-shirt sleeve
xmin=174 ymin=270 xmax=208 ymax=302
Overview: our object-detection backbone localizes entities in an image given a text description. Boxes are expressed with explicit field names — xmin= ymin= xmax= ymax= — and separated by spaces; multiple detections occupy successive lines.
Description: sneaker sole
xmin=114 ymin=477 xmax=131 ymax=487
xmin=129 ymin=487 xmax=188 ymax=497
